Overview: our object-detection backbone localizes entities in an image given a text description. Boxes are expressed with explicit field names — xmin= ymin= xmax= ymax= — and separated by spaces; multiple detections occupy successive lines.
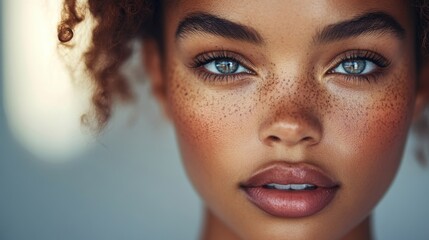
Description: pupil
xmin=215 ymin=59 xmax=238 ymax=74
xmin=342 ymin=60 xmax=366 ymax=74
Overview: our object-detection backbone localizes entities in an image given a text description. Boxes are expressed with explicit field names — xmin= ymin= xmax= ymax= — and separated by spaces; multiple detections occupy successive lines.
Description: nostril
xmin=268 ymin=135 xmax=281 ymax=142
xmin=267 ymin=135 xmax=315 ymax=144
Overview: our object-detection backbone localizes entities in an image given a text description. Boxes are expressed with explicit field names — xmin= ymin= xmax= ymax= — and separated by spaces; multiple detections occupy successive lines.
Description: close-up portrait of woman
xmin=1 ymin=0 xmax=429 ymax=240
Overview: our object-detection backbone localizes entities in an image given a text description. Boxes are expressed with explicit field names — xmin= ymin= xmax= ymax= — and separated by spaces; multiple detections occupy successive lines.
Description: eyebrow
xmin=175 ymin=12 xmax=264 ymax=44
xmin=315 ymin=11 xmax=406 ymax=44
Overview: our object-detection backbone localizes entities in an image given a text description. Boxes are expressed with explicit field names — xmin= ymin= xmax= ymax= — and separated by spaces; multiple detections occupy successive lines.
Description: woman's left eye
xmin=331 ymin=59 xmax=377 ymax=75
xmin=203 ymin=59 xmax=251 ymax=75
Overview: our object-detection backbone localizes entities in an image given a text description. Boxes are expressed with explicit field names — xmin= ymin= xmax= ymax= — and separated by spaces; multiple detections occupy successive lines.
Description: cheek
xmin=326 ymin=73 xmax=415 ymax=217
xmin=165 ymin=68 xmax=257 ymax=193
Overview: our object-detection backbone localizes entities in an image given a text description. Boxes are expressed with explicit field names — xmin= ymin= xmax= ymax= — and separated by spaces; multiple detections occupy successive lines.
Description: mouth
xmin=240 ymin=162 xmax=340 ymax=218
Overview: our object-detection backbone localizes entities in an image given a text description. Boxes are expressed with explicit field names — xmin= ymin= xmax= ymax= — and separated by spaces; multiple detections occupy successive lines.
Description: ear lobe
xmin=413 ymin=62 xmax=429 ymax=122
xmin=142 ymin=39 xmax=171 ymax=119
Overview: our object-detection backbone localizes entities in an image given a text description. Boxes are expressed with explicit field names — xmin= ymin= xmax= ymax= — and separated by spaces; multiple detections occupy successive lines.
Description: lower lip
xmin=243 ymin=187 xmax=338 ymax=218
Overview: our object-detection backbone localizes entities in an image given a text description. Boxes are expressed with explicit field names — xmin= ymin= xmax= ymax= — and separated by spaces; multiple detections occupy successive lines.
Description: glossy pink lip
xmin=240 ymin=162 xmax=340 ymax=218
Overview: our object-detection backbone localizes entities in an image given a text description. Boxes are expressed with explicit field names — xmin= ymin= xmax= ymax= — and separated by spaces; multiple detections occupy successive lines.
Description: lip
xmin=240 ymin=162 xmax=340 ymax=218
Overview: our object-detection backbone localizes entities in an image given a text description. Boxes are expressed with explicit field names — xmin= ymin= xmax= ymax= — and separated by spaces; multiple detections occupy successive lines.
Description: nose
xmin=259 ymin=110 xmax=322 ymax=147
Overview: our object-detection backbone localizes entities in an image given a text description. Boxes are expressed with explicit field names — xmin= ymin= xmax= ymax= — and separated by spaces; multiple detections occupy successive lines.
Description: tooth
xmin=287 ymin=184 xmax=315 ymax=190
xmin=276 ymin=184 xmax=291 ymax=190
xmin=265 ymin=183 xmax=316 ymax=190
xmin=266 ymin=183 xmax=291 ymax=190
xmin=291 ymin=184 xmax=306 ymax=190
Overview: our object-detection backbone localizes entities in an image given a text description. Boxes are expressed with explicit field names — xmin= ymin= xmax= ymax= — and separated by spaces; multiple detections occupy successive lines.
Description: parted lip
xmin=239 ymin=162 xmax=341 ymax=218
xmin=240 ymin=162 xmax=340 ymax=189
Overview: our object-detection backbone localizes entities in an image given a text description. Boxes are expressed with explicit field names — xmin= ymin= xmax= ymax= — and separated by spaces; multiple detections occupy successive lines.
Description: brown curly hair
xmin=58 ymin=1 xmax=429 ymax=145
xmin=58 ymin=0 xmax=160 ymax=130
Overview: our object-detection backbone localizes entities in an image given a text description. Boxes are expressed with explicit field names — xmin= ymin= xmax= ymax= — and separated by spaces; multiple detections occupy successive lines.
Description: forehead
xmin=164 ymin=0 xmax=414 ymax=41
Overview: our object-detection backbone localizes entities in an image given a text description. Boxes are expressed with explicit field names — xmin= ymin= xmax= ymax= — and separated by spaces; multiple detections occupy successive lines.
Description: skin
xmin=144 ymin=0 xmax=429 ymax=239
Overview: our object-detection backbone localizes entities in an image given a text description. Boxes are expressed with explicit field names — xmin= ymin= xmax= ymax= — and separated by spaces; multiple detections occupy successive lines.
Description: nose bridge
xmin=263 ymin=64 xmax=321 ymax=117
xmin=258 ymin=69 xmax=323 ymax=148
xmin=262 ymin=58 xmax=319 ymax=105
xmin=280 ymin=66 xmax=319 ymax=105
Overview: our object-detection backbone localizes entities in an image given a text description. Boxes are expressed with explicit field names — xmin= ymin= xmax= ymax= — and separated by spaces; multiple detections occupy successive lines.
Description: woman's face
xmin=148 ymin=0 xmax=421 ymax=239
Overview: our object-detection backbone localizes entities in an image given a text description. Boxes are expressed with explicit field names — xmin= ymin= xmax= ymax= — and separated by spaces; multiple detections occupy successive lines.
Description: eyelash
xmin=189 ymin=51 xmax=255 ymax=83
xmin=327 ymin=49 xmax=390 ymax=83
xmin=189 ymin=49 xmax=390 ymax=84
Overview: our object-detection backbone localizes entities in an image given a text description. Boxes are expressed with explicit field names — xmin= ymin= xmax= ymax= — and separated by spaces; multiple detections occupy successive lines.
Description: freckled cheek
xmin=166 ymin=77 xmax=257 ymax=193
xmin=351 ymin=103 xmax=411 ymax=156
xmin=169 ymin=95 xmax=249 ymax=153
xmin=330 ymin=87 xmax=414 ymax=207
xmin=351 ymin=105 xmax=409 ymax=181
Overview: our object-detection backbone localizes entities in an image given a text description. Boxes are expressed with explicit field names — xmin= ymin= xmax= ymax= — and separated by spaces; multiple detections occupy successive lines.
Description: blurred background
xmin=0 ymin=1 xmax=428 ymax=240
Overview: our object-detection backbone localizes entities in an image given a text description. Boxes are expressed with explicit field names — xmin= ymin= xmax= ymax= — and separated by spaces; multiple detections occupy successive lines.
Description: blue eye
xmin=332 ymin=59 xmax=377 ymax=75
xmin=204 ymin=58 xmax=251 ymax=75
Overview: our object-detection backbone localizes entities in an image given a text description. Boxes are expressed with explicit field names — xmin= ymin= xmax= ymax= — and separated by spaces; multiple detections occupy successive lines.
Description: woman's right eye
xmin=203 ymin=58 xmax=251 ymax=75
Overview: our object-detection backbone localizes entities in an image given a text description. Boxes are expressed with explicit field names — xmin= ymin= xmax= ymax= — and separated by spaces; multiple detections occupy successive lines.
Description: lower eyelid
xmin=327 ymin=68 xmax=386 ymax=84
xmin=195 ymin=69 xmax=255 ymax=84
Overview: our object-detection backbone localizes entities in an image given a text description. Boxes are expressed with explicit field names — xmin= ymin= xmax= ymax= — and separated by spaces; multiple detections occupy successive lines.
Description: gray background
xmin=1 ymin=1 xmax=429 ymax=239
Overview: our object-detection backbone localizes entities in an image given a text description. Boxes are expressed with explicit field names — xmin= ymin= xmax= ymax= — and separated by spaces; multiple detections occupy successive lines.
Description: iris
xmin=342 ymin=60 xmax=366 ymax=74
xmin=214 ymin=59 xmax=239 ymax=74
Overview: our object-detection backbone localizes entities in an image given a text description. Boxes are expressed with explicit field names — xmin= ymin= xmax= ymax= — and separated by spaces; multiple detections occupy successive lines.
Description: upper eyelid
xmin=336 ymin=50 xmax=389 ymax=66
xmin=191 ymin=53 xmax=257 ymax=77
xmin=191 ymin=50 xmax=256 ymax=69
xmin=326 ymin=50 xmax=390 ymax=73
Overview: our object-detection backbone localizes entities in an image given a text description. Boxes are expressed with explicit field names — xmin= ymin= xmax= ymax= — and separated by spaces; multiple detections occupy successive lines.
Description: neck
xmin=200 ymin=208 xmax=373 ymax=240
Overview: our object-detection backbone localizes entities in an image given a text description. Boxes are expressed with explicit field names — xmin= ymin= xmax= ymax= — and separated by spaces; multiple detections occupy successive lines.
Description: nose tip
xmin=259 ymin=116 xmax=322 ymax=147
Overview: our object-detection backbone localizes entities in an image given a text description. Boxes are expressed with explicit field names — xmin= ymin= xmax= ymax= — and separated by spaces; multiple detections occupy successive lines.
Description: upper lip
xmin=240 ymin=162 xmax=340 ymax=189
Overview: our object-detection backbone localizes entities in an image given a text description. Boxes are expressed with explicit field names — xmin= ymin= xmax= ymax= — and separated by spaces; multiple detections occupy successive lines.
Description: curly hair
xmin=58 ymin=0 xmax=158 ymax=130
xmin=57 ymin=1 xmax=429 ymax=146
